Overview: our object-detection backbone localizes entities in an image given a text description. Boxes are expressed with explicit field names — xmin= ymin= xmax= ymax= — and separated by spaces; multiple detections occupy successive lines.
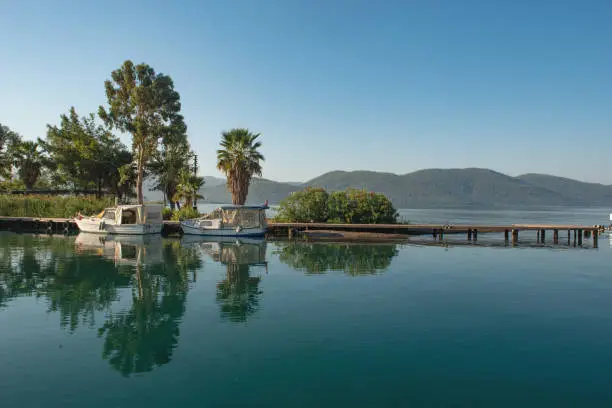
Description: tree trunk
xmin=97 ymin=178 xmax=102 ymax=199
xmin=136 ymin=150 xmax=144 ymax=204
xmin=136 ymin=171 xmax=144 ymax=204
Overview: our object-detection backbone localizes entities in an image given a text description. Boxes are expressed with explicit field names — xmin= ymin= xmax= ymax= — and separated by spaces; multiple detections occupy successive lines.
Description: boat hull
xmin=180 ymin=222 xmax=266 ymax=237
xmin=75 ymin=219 xmax=162 ymax=235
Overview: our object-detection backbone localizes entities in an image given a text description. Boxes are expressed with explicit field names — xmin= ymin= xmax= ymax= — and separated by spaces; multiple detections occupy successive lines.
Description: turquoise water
xmin=2 ymin=216 xmax=612 ymax=406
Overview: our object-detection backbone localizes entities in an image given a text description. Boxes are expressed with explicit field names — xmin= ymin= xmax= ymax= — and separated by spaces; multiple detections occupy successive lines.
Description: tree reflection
xmin=192 ymin=238 xmax=267 ymax=323
xmin=276 ymin=242 xmax=399 ymax=275
xmin=97 ymin=239 xmax=200 ymax=377
xmin=0 ymin=233 xmax=203 ymax=377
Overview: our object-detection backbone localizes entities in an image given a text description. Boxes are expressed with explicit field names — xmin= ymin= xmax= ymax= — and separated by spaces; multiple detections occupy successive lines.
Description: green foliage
xmin=216 ymin=128 xmax=264 ymax=205
xmin=277 ymin=187 xmax=398 ymax=224
xmin=170 ymin=207 xmax=200 ymax=221
xmin=11 ymin=140 xmax=45 ymax=190
xmin=0 ymin=195 xmax=114 ymax=218
xmin=0 ymin=124 xmax=21 ymax=179
xmin=99 ymin=60 xmax=185 ymax=204
xmin=42 ymin=107 xmax=132 ymax=197
xmin=328 ymin=189 xmax=398 ymax=224
xmin=276 ymin=187 xmax=329 ymax=222
xmin=173 ymin=167 xmax=204 ymax=209
xmin=149 ymin=131 xmax=191 ymax=209
xmin=162 ymin=207 xmax=173 ymax=220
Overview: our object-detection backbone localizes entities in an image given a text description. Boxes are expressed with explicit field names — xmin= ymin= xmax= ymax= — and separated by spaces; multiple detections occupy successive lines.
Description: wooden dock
xmin=0 ymin=217 xmax=605 ymax=247
xmin=267 ymin=222 xmax=605 ymax=247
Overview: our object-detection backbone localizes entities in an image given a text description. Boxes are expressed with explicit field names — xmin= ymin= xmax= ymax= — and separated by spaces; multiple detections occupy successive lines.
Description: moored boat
xmin=180 ymin=204 xmax=268 ymax=236
xmin=74 ymin=204 xmax=163 ymax=235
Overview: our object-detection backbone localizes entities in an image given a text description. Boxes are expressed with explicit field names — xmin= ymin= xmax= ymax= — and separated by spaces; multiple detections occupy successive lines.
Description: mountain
xmin=200 ymin=177 xmax=302 ymax=204
xmin=203 ymin=176 xmax=225 ymax=187
xmin=150 ymin=168 xmax=612 ymax=209
xmin=517 ymin=174 xmax=612 ymax=207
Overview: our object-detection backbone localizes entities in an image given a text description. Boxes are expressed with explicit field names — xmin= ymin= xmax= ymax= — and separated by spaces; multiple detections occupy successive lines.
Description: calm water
xmin=2 ymin=208 xmax=612 ymax=407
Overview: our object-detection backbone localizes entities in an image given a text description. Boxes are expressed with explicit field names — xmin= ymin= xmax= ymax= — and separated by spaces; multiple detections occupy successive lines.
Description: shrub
xmin=171 ymin=207 xmax=200 ymax=221
xmin=162 ymin=207 xmax=173 ymax=220
xmin=276 ymin=188 xmax=398 ymax=224
xmin=276 ymin=187 xmax=329 ymax=222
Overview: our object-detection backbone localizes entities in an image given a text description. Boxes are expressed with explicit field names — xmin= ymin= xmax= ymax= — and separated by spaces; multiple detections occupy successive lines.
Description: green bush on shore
xmin=276 ymin=187 xmax=398 ymax=224
xmin=0 ymin=195 xmax=114 ymax=218
xmin=170 ymin=207 xmax=200 ymax=221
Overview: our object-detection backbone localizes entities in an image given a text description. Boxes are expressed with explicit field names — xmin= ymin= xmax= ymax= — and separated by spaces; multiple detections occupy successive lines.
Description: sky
xmin=1 ymin=0 xmax=611 ymax=183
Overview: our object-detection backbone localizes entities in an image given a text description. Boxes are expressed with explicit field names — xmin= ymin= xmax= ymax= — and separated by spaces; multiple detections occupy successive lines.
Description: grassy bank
xmin=0 ymin=195 xmax=114 ymax=218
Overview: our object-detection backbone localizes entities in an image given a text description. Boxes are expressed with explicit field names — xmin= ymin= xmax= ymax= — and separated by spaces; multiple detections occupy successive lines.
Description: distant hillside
xmin=161 ymin=168 xmax=612 ymax=209
xmin=203 ymin=176 xmax=225 ymax=187
xmin=200 ymin=177 xmax=301 ymax=204
xmin=517 ymin=174 xmax=612 ymax=206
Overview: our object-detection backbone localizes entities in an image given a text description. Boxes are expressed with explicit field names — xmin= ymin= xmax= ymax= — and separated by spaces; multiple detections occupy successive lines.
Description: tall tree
xmin=99 ymin=60 xmax=185 ymax=204
xmin=216 ymin=128 xmax=264 ymax=205
xmin=12 ymin=140 xmax=44 ymax=190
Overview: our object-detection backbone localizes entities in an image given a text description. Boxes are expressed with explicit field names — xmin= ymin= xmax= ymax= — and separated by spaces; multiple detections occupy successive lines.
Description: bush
xmin=276 ymin=188 xmax=398 ymax=224
xmin=276 ymin=187 xmax=329 ymax=222
xmin=162 ymin=207 xmax=173 ymax=220
xmin=171 ymin=207 xmax=200 ymax=221
xmin=0 ymin=194 xmax=114 ymax=218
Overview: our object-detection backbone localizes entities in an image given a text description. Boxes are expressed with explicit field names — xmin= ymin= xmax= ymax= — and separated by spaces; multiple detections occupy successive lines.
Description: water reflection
xmin=182 ymin=236 xmax=267 ymax=323
xmin=1 ymin=233 xmax=271 ymax=376
xmin=276 ymin=242 xmax=399 ymax=275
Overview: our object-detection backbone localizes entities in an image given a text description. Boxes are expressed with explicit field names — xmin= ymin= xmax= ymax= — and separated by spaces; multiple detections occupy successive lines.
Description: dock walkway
xmin=0 ymin=217 xmax=604 ymax=247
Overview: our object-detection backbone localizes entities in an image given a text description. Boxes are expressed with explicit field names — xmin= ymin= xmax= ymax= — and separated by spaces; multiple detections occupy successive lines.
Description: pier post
xmin=473 ymin=229 xmax=478 ymax=241
xmin=573 ymin=229 xmax=577 ymax=246
xmin=504 ymin=229 xmax=509 ymax=242
xmin=593 ymin=230 xmax=599 ymax=248
xmin=512 ymin=229 xmax=518 ymax=245
xmin=553 ymin=229 xmax=559 ymax=244
xmin=439 ymin=229 xmax=444 ymax=241
xmin=537 ymin=230 xmax=540 ymax=242
xmin=578 ymin=230 xmax=583 ymax=246
xmin=541 ymin=229 xmax=546 ymax=243
xmin=467 ymin=229 xmax=472 ymax=241
xmin=567 ymin=230 xmax=571 ymax=246
xmin=433 ymin=229 xmax=437 ymax=239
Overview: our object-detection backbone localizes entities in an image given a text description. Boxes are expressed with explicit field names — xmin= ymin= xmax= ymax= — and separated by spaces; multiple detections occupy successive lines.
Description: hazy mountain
xmin=203 ymin=176 xmax=226 ymax=187
xmin=150 ymin=168 xmax=612 ymax=209
xmin=200 ymin=177 xmax=302 ymax=204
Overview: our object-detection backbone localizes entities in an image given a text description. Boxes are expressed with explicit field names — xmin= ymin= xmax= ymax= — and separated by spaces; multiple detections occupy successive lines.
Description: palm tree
xmin=216 ymin=128 xmax=264 ymax=205
xmin=12 ymin=140 xmax=45 ymax=190
xmin=173 ymin=169 xmax=204 ymax=209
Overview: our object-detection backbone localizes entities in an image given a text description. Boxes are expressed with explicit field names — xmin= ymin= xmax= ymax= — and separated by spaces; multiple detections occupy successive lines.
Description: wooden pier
xmin=267 ymin=222 xmax=605 ymax=247
xmin=0 ymin=217 xmax=605 ymax=247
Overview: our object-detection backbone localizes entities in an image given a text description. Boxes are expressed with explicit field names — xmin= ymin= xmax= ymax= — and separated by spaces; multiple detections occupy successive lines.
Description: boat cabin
xmin=100 ymin=204 xmax=163 ymax=225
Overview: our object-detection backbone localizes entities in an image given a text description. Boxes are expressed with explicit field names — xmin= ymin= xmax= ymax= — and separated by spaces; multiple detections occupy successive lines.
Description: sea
xmin=1 ymin=207 xmax=612 ymax=407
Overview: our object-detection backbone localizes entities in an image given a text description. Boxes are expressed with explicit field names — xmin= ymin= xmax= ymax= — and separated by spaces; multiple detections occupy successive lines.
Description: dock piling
xmin=578 ymin=230 xmax=583 ymax=246
xmin=553 ymin=229 xmax=559 ymax=244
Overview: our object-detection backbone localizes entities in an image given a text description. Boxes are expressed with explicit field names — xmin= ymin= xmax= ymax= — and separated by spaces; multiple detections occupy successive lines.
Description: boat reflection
xmin=181 ymin=236 xmax=267 ymax=322
xmin=74 ymin=233 xmax=165 ymax=266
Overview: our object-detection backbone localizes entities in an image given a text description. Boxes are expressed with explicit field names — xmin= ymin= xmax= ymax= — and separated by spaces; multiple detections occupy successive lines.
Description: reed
xmin=0 ymin=195 xmax=114 ymax=218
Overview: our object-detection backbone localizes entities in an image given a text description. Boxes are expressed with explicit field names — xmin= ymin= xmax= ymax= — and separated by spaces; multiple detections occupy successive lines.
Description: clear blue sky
xmin=1 ymin=0 xmax=611 ymax=183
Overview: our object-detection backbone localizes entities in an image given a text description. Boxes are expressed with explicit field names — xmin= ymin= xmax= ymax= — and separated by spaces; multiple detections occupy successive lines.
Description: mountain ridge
xmin=147 ymin=168 xmax=612 ymax=209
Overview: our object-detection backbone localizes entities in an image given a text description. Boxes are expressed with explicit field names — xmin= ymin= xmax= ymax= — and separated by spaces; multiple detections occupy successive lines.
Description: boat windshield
xmin=102 ymin=209 xmax=116 ymax=221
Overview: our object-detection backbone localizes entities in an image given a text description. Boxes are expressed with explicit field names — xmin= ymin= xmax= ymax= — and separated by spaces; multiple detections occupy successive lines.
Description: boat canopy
xmin=201 ymin=205 xmax=267 ymax=228
xmin=104 ymin=204 xmax=163 ymax=225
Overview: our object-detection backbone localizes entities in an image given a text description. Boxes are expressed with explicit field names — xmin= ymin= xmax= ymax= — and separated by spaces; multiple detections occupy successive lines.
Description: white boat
xmin=74 ymin=204 xmax=163 ymax=235
xmin=180 ymin=205 xmax=268 ymax=236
